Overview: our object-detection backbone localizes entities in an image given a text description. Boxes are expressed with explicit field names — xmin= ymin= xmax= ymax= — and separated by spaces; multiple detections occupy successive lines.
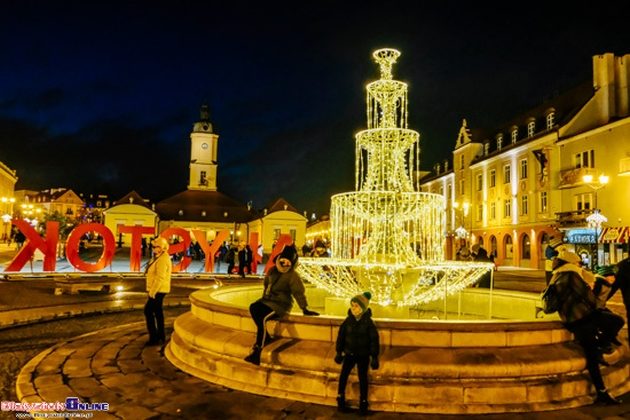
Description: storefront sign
xmin=565 ymin=228 xmax=596 ymax=244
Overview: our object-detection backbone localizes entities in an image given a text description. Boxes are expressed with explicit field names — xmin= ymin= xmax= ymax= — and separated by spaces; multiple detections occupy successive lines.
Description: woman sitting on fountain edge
xmin=245 ymin=244 xmax=319 ymax=365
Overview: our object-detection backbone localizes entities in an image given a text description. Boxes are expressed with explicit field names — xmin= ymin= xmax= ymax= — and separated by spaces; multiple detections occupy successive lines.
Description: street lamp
xmin=586 ymin=209 xmax=607 ymax=269
xmin=582 ymin=173 xmax=609 ymax=210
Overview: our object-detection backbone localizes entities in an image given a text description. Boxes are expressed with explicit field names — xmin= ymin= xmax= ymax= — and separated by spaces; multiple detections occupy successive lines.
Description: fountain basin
xmin=166 ymin=285 xmax=630 ymax=414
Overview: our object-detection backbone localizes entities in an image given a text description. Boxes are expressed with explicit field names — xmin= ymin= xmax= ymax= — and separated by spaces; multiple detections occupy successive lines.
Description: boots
xmin=359 ymin=400 xmax=369 ymax=415
xmin=244 ymin=345 xmax=261 ymax=365
xmin=336 ymin=395 xmax=346 ymax=412
xmin=595 ymin=390 xmax=622 ymax=405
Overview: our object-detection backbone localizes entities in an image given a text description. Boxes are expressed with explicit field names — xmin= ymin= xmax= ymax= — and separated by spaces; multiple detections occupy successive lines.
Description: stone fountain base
xmin=165 ymin=285 xmax=630 ymax=414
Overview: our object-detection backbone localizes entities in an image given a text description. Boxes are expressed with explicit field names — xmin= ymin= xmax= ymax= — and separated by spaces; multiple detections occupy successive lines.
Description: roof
xmin=113 ymin=191 xmax=152 ymax=208
xmin=156 ymin=189 xmax=254 ymax=223
xmin=265 ymin=197 xmax=301 ymax=215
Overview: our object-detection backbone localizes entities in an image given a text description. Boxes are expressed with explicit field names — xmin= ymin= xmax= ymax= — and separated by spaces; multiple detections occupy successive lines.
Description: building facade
xmin=0 ymin=161 xmax=18 ymax=240
xmin=420 ymin=53 xmax=630 ymax=269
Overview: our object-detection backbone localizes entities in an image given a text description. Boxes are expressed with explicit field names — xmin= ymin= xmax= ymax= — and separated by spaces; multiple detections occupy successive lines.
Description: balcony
xmin=558 ymin=167 xmax=596 ymax=189
xmin=555 ymin=209 xmax=594 ymax=228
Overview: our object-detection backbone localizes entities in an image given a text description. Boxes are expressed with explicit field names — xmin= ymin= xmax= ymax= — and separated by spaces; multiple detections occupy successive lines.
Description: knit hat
xmin=596 ymin=265 xmax=616 ymax=277
xmin=549 ymin=237 xmax=564 ymax=249
xmin=274 ymin=244 xmax=299 ymax=267
xmin=351 ymin=291 xmax=372 ymax=313
xmin=557 ymin=250 xmax=581 ymax=265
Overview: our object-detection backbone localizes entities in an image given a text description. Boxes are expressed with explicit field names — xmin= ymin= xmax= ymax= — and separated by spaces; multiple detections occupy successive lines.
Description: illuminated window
xmin=521 ymin=195 xmax=528 ymax=215
xmin=273 ymin=228 xmax=281 ymax=240
xmin=447 ymin=184 xmax=452 ymax=199
xmin=504 ymin=200 xmax=511 ymax=218
xmin=527 ymin=120 xmax=535 ymax=137
xmin=484 ymin=143 xmax=489 ymax=156
xmin=490 ymin=202 xmax=496 ymax=219
xmin=476 ymin=204 xmax=483 ymax=221
xmin=539 ymin=191 xmax=547 ymax=212
xmin=546 ymin=112 xmax=555 ymax=129
xmin=497 ymin=134 xmax=503 ymax=150
xmin=521 ymin=234 xmax=531 ymax=259
xmin=511 ymin=127 xmax=518 ymax=143
xmin=290 ymin=229 xmax=297 ymax=241
xmin=575 ymin=193 xmax=592 ymax=211
xmin=459 ymin=179 xmax=464 ymax=196
xmin=476 ymin=174 xmax=482 ymax=191
xmin=503 ymin=165 xmax=511 ymax=183
xmin=574 ymin=149 xmax=595 ymax=169
xmin=520 ymin=159 xmax=528 ymax=179
xmin=489 ymin=169 xmax=496 ymax=187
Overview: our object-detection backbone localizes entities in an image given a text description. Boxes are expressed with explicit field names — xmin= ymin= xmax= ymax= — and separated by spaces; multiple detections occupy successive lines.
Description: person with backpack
xmin=543 ymin=250 xmax=621 ymax=405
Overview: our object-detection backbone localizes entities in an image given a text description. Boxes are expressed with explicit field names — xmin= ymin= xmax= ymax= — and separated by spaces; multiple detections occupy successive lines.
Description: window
xmin=574 ymin=149 xmax=595 ymax=169
xmin=447 ymin=184 xmax=452 ymax=199
xmin=199 ymin=171 xmax=207 ymax=186
xmin=490 ymin=202 xmax=496 ymax=219
xmin=476 ymin=174 xmax=483 ymax=191
xmin=484 ymin=143 xmax=489 ymax=156
xmin=497 ymin=135 xmax=503 ymax=150
xmin=576 ymin=193 xmax=592 ymax=211
xmin=546 ymin=112 xmax=555 ymax=129
xmin=477 ymin=204 xmax=483 ymax=222
xmin=489 ymin=169 xmax=496 ymax=187
xmin=520 ymin=159 xmax=528 ymax=179
xmin=460 ymin=154 xmax=464 ymax=169
xmin=539 ymin=191 xmax=547 ymax=212
xmin=511 ymin=128 xmax=518 ymax=143
xmin=521 ymin=234 xmax=531 ymax=259
xmin=527 ymin=120 xmax=535 ymax=137
xmin=439 ymin=186 xmax=444 ymax=195
xmin=504 ymin=200 xmax=511 ymax=218
xmin=458 ymin=179 xmax=465 ymax=196
xmin=521 ymin=195 xmax=528 ymax=215
xmin=273 ymin=228 xmax=281 ymax=240
xmin=290 ymin=228 xmax=297 ymax=241
xmin=503 ymin=165 xmax=511 ymax=183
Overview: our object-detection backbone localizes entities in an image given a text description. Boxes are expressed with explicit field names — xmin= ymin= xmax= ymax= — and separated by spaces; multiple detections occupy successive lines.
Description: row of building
xmin=1 ymin=53 xmax=628 ymax=269
xmin=0 ymin=105 xmax=307 ymax=255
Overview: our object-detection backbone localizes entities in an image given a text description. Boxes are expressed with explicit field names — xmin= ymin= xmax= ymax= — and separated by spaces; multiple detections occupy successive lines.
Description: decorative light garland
xmin=299 ymin=48 xmax=492 ymax=306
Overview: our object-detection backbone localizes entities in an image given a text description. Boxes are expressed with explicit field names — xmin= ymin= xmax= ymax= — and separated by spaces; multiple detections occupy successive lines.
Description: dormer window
xmin=546 ymin=111 xmax=555 ymax=129
xmin=511 ymin=127 xmax=518 ymax=144
xmin=527 ymin=120 xmax=535 ymax=138
xmin=484 ymin=143 xmax=489 ymax=156
xmin=496 ymin=134 xmax=503 ymax=151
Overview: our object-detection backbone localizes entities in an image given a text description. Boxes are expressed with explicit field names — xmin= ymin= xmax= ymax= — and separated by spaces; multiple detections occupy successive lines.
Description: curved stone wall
xmin=166 ymin=285 xmax=630 ymax=414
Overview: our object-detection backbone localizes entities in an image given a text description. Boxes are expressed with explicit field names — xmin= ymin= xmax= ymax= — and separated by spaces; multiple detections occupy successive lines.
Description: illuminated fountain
xmin=167 ymin=49 xmax=630 ymax=414
xmin=298 ymin=48 xmax=492 ymax=308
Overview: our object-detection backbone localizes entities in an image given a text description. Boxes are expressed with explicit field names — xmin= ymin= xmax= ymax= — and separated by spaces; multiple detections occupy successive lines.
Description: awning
xmin=599 ymin=226 xmax=629 ymax=243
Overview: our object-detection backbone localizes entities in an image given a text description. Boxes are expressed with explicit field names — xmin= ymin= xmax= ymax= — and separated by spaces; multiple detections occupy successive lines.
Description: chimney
xmin=615 ymin=55 xmax=629 ymax=117
xmin=593 ymin=53 xmax=617 ymax=119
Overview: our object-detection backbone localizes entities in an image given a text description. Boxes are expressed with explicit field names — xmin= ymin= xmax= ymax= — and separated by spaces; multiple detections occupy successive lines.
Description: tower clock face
xmin=201 ymin=142 xmax=208 ymax=149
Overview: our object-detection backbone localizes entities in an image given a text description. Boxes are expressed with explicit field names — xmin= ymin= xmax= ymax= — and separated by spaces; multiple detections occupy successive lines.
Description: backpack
xmin=541 ymin=282 xmax=561 ymax=314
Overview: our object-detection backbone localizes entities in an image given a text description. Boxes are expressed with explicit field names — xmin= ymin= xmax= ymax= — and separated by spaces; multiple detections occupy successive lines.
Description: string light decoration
xmin=298 ymin=49 xmax=493 ymax=307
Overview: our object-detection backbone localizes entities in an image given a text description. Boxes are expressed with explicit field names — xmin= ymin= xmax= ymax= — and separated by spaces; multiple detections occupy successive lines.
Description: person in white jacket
xmin=144 ymin=236 xmax=172 ymax=346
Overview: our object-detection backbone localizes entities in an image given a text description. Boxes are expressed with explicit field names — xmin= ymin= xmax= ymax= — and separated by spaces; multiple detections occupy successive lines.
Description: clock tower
xmin=188 ymin=105 xmax=219 ymax=191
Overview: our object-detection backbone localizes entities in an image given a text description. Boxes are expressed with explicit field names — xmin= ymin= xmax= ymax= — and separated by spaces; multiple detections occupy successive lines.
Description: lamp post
xmin=582 ymin=174 xmax=609 ymax=269
xmin=582 ymin=173 xmax=609 ymax=210
xmin=586 ymin=210 xmax=607 ymax=269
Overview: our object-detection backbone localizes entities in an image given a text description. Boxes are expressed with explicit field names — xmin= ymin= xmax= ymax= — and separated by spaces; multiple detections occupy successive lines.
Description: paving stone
xmin=63 ymin=357 xmax=92 ymax=378
xmin=33 ymin=373 xmax=63 ymax=389
xmin=110 ymin=404 xmax=158 ymax=420
xmin=67 ymin=377 xmax=105 ymax=398
xmin=117 ymin=359 xmax=148 ymax=374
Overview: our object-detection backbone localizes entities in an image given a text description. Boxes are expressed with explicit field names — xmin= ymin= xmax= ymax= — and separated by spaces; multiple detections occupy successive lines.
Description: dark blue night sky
xmin=1 ymin=1 xmax=629 ymax=215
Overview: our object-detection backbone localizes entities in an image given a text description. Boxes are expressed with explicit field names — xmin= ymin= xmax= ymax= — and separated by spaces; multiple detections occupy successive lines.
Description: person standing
xmin=237 ymin=242 xmax=248 ymax=278
xmin=144 ymin=237 xmax=172 ymax=346
xmin=472 ymin=244 xmax=493 ymax=288
xmin=244 ymin=244 xmax=319 ymax=365
xmin=335 ymin=291 xmax=380 ymax=415
xmin=548 ymin=250 xmax=621 ymax=405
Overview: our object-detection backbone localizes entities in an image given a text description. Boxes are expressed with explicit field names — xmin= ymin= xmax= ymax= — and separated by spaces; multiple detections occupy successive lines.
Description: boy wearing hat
xmin=334 ymin=291 xmax=380 ymax=415
xmin=547 ymin=251 xmax=621 ymax=405
xmin=244 ymin=244 xmax=319 ymax=365
xmin=144 ymin=237 xmax=172 ymax=346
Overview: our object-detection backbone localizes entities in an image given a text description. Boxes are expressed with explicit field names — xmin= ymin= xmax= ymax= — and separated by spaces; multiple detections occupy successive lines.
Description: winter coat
xmin=336 ymin=308 xmax=380 ymax=358
xmin=146 ymin=251 xmax=172 ymax=298
xmin=258 ymin=267 xmax=308 ymax=317
xmin=550 ymin=262 xmax=596 ymax=326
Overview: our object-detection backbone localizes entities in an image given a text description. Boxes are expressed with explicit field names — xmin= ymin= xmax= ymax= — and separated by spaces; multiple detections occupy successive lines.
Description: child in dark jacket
xmin=334 ymin=291 xmax=380 ymax=415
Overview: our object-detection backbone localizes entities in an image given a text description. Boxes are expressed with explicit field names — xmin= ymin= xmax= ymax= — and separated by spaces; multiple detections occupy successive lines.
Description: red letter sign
xmin=118 ymin=225 xmax=155 ymax=271
xmin=5 ymin=220 xmax=59 ymax=272
xmin=192 ymin=229 xmax=230 ymax=273
xmin=160 ymin=227 xmax=191 ymax=272
xmin=264 ymin=234 xmax=294 ymax=274
xmin=66 ymin=223 xmax=115 ymax=272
